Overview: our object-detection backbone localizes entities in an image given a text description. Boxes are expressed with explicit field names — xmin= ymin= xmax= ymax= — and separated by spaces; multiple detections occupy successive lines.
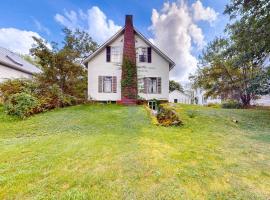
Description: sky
xmin=0 ymin=0 xmax=229 ymax=83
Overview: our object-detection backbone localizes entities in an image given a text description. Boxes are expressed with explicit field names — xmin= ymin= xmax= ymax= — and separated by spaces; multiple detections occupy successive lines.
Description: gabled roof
xmin=169 ymin=90 xmax=191 ymax=97
xmin=0 ymin=47 xmax=41 ymax=75
xmin=83 ymin=26 xmax=175 ymax=70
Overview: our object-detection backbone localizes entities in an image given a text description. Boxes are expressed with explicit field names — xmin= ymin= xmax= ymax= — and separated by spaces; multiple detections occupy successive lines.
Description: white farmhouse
xmin=0 ymin=47 xmax=41 ymax=82
xmin=83 ymin=15 xmax=175 ymax=105
xmin=169 ymin=90 xmax=191 ymax=104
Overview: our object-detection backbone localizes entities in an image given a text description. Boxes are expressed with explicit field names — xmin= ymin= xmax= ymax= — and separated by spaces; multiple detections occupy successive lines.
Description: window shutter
xmin=106 ymin=46 xmax=111 ymax=62
xmin=143 ymin=77 xmax=148 ymax=94
xmin=112 ymin=76 xmax=117 ymax=93
xmin=147 ymin=47 xmax=151 ymax=63
xmin=157 ymin=77 xmax=161 ymax=94
xmin=98 ymin=76 xmax=103 ymax=93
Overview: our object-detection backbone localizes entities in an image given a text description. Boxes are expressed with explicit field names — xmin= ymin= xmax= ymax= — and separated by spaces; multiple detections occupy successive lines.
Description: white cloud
xmin=33 ymin=19 xmax=50 ymax=35
xmin=55 ymin=6 xmax=121 ymax=44
xmin=192 ymin=0 xmax=218 ymax=24
xmin=0 ymin=28 xmax=47 ymax=55
xmin=149 ymin=1 xmax=218 ymax=82
xmin=55 ymin=10 xmax=82 ymax=30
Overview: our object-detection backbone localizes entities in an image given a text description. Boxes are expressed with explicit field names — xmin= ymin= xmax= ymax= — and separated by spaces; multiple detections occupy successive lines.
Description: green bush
xmin=206 ymin=103 xmax=220 ymax=108
xmin=0 ymin=79 xmax=83 ymax=118
xmin=0 ymin=79 xmax=38 ymax=101
xmin=157 ymin=104 xmax=182 ymax=126
xmin=4 ymin=92 xmax=39 ymax=118
xmin=221 ymin=100 xmax=242 ymax=109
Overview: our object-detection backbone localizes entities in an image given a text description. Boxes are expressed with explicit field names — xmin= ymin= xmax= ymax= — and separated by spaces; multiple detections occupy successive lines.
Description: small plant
xmin=221 ymin=100 xmax=242 ymax=109
xmin=186 ymin=110 xmax=197 ymax=118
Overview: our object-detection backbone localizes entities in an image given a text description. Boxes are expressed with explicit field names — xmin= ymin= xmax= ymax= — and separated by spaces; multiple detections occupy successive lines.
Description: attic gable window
xmin=111 ymin=46 xmax=122 ymax=63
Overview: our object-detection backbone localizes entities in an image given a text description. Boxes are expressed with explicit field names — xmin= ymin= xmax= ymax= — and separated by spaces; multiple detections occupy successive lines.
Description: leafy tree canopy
xmin=30 ymin=28 xmax=98 ymax=99
xmin=191 ymin=0 xmax=270 ymax=106
xmin=169 ymin=80 xmax=184 ymax=92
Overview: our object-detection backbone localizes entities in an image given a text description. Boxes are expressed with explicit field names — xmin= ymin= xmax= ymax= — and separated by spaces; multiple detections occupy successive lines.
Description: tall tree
xmin=225 ymin=0 xmax=270 ymax=64
xmin=192 ymin=38 xmax=268 ymax=106
xmin=191 ymin=0 xmax=270 ymax=106
xmin=169 ymin=80 xmax=184 ymax=92
xmin=30 ymin=28 xmax=98 ymax=99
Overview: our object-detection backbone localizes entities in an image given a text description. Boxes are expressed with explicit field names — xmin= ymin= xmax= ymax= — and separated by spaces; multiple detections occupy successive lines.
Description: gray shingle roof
xmin=0 ymin=46 xmax=41 ymax=75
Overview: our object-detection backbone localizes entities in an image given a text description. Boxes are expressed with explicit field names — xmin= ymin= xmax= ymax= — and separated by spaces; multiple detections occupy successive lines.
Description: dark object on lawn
xmin=156 ymin=104 xmax=182 ymax=126
xmin=232 ymin=119 xmax=238 ymax=123
xmin=187 ymin=110 xmax=197 ymax=118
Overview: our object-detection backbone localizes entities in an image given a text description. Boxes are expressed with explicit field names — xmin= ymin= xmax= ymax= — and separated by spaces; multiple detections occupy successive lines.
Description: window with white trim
xmin=143 ymin=77 xmax=161 ymax=94
xmin=111 ymin=46 xmax=122 ymax=63
xmin=137 ymin=47 xmax=147 ymax=62
xmin=98 ymin=76 xmax=117 ymax=93
xmin=103 ymin=76 xmax=112 ymax=93
xmin=148 ymin=77 xmax=157 ymax=94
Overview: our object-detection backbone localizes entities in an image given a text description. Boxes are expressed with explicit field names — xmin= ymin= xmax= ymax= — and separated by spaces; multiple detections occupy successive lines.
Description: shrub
xmin=0 ymin=79 xmax=83 ymax=118
xmin=0 ymin=79 xmax=38 ymax=101
xmin=206 ymin=103 xmax=220 ymax=108
xmin=221 ymin=100 xmax=242 ymax=109
xmin=38 ymin=84 xmax=79 ymax=109
xmin=156 ymin=104 xmax=182 ymax=126
xmin=4 ymin=92 xmax=39 ymax=118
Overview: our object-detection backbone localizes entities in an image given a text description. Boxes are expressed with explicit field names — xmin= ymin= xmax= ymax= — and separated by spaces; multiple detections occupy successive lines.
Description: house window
xmin=142 ymin=77 xmax=161 ymax=94
xmin=148 ymin=100 xmax=157 ymax=110
xmin=148 ymin=77 xmax=157 ymax=94
xmin=111 ymin=46 xmax=121 ymax=63
xmin=103 ymin=76 xmax=112 ymax=93
xmin=98 ymin=76 xmax=117 ymax=93
xmin=138 ymin=47 xmax=147 ymax=62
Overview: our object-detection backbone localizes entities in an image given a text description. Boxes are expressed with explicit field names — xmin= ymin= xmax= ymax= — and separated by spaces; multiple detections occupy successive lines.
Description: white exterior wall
xmin=135 ymin=35 xmax=170 ymax=100
xmin=87 ymin=35 xmax=123 ymax=101
xmin=87 ymin=32 xmax=170 ymax=101
xmin=169 ymin=90 xmax=191 ymax=104
xmin=0 ymin=64 xmax=32 ymax=83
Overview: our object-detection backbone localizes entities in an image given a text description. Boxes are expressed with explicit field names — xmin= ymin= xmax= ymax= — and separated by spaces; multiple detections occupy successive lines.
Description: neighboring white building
xmin=193 ymin=88 xmax=222 ymax=105
xmin=83 ymin=15 xmax=175 ymax=104
xmin=252 ymin=95 xmax=270 ymax=106
xmin=0 ymin=47 xmax=41 ymax=82
xmin=169 ymin=90 xmax=191 ymax=104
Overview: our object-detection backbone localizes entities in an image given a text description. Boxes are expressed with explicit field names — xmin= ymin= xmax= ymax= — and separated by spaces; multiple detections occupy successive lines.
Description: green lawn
xmin=0 ymin=104 xmax=270 ymax=199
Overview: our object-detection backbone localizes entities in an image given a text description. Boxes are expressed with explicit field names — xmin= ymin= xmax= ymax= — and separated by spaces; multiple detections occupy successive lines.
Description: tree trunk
xmin=240 ymin=93 xmax=251 ymax=107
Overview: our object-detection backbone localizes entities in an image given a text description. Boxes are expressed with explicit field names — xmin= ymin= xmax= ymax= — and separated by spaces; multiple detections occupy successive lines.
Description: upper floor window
xmin=106 ymin=46 xmax=122 ymax=63
xmin=138 ymin=47 xmax=147 ymax=62
xmin=111 ymin=46 xmax=122 ymax=63
xmin=137 ymin=47 xmax=151 ymax=63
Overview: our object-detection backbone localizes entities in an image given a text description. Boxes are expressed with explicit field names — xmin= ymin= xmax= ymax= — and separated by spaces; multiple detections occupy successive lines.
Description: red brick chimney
xmin=121 ymin=15 xmax=137 ymax=105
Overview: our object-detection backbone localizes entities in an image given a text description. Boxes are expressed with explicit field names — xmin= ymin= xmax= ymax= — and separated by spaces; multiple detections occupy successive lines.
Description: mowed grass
xmin=0 ymin=104 xmax=270 ymax=199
